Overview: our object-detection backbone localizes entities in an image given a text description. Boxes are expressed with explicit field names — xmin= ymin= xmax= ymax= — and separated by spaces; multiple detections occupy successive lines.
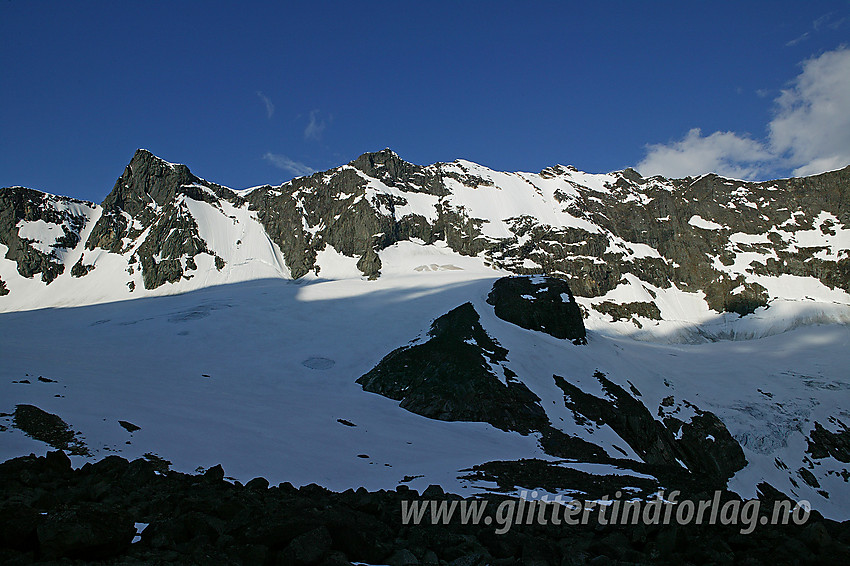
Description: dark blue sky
xmin=2 ymin=1 xmax=849 ymax=202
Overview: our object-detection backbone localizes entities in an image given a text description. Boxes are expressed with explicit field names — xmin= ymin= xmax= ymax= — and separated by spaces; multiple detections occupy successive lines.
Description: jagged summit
xmin=99 ymin=149 xmax=196 ymax=213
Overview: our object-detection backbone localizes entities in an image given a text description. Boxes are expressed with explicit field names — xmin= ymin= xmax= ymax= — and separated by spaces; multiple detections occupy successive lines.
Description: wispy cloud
xmin=813 ymin=13 xmax=832 ymax=31
xmin=813 ymin=12 xmax=845 ymax=32
xmin=262 ymin=153 xmax=315 ymax=176
xmin=304 ymin=109 xmax=327 ymax=141
xmin=636 ymin=47 xmax=850 ymax=180
xmin=785 ymin=32 xmax=810 ymax=47
xmin=827 ymin=17 xmax=846 ymax=30
xmin=257 ymin=91 xmax=275 ymax=119
xmin=787 ymin=12 xmax=846 ymax=46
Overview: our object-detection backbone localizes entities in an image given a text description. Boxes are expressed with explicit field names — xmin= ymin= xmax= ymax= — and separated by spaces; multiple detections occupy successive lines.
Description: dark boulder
xmin=279 ymin=525 xmax=333 ymax=565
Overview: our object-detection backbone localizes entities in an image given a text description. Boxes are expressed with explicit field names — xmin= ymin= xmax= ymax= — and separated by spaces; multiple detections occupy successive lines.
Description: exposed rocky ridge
xmin=807 ymin=422 xmax=850 ymax=463
xmin=2 ymin=451 xmax=849 ymax=565
xmin=84 ymin=149 xmax=231 ymax=289
xmin=355 ymin=293 xmax=608 ymax=462
xmin=242 ymin=150 xmax=471 ymax=280
xmin=554 ymin=372 xmax=746 ymax=486
xmin=0 ymin=186 xmax=91 ymax=284
xmin=595 ymin=301 xmax=662 ymax=326
xmin=358 ymin=284 xmax=748 ymax=494
xmin=2 ymin=149 xmax=847 ymax=327
xmin=357 ymin=302 xmax=548 ymax=434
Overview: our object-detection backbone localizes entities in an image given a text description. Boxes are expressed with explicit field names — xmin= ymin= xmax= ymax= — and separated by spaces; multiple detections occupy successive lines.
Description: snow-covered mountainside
xmin=2 ymin=148 xmax=847 ymax=339
xmin=1 ymin=149 xmax=848 ymax=519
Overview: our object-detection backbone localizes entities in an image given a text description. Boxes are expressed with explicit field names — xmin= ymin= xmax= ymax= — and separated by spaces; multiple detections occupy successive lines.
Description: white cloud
xmin=637 ymin=128 xmax=772 ymax=180
xmin=257 ymin=91 xmax=275 ymax=119
xmin=262 ymin=153 xmax=315 ymax=176
xmin=636 ymin=47 xmax=850 ymax=180
xmin=304 ymin=110 xmax=327 ymax=141
xmin=768 ymin=47 xmax=850 ymax=176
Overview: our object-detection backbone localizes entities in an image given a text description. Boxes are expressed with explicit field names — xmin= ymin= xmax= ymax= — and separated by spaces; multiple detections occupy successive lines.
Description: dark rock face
xmin=0 ymin=186 xmax=90 ymax=284
xmin=554 ymin=371 xmax=746 ymax=486
xmin=350 ymin=149 xmax=446 ymax=195
xmin=460 ymin=458 xmax=661 ymax=501
xmin=357 ymin=303 xmax=547 ymax=433
xmin=12 ymin=404 xmax=89 ymax=456
xmin=70 ymin=253 xmax=95 ymax=277
xmin=473 ymin=165 xmax=850 ymax=319
xmin=357 ymin=299 xmax=747 ymax=489
xmin=0 ymin=276 xmax=8 ymax=296
xmin=87 ymin=149 xmax=220 ymax=253
xmin=155 ymin=153 xmax=850 ymax=315
xmin=556 ymin=373 xmax=681 ymax=468
xmin=807 ymin=422 xmax=850 ymax=463
xmin=665 ymin=411 xmax=748 ymax=483
xmin=595 ymin=300 xmax=661 ymax=324
xmin=244 ymin=149 xmax=446 ymax=280
xmin=486 ymin=276 xmax=586 ymax=344
xmin=356 ymin=247 xmax=382 ymax=280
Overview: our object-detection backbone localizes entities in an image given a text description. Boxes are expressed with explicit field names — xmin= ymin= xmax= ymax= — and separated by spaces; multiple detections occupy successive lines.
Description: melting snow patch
xmin=688 ymin=215 xmax=724 ymax=230
xmin=16 ymin=219 xmax=63 ymax=254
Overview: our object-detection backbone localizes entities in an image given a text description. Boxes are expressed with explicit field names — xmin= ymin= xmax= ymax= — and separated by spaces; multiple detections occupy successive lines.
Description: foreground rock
xmin=1 ymin=451 xmax=849 ymax=565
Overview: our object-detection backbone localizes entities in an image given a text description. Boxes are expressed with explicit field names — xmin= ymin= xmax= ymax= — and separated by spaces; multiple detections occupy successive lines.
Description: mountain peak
xmin=109 ymin=150 xmax=196 ymax=209
xmin=349 ymin=148 xmax=403 ymax=169
xmin=126 ymin=149 xmax=189 ymax=177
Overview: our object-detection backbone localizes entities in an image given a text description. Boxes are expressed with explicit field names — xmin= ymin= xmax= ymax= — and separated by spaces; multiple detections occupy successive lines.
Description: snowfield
xmin=1 ymin=263 xmax=848 ymax=518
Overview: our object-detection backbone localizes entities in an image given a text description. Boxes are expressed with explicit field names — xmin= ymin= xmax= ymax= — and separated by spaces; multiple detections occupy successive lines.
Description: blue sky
xmin=2 ymin=1 xmax=849 ymax=203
